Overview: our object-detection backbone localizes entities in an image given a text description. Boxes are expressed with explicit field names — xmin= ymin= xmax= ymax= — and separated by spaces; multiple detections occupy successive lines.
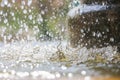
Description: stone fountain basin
xmin=67 ymin=5 xmax=120 ymax=49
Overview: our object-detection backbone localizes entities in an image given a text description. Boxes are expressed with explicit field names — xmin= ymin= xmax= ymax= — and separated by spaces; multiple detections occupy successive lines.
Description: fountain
xmin=68 ymin=0 xmax=120 ymax=52
xmin=0 ymin=0 xmax=120 ymax=80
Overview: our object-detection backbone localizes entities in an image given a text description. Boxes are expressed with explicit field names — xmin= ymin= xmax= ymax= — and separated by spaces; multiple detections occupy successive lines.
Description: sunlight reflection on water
xmin=0 ymin=41 xmax=120 ymax=79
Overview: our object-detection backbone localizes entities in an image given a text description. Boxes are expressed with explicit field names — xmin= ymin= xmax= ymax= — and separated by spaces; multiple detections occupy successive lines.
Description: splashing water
xmin=0 ymin=41 xmax=120 ymax=79
xmin=0 ymin=0 xmax=120 ymax=80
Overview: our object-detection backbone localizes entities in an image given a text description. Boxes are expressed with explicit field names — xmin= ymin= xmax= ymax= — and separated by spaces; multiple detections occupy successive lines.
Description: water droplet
xmin=110 ymin=37 xmax=114 ymax=42
xmin=55 ymin=72 xmax=61 ymax=78
xmin=61 ymin=65 xmax=67 ymax=70
xmin=81 ymin=70 xmax=86 ymax=75
xmin=4 ymin=19 xmax=8 ymax=24
xmin=41 ymin=10 xmax=45 ymax=15
xmin=28 ymin=15 xmax=33 ymax=20
xmin=68 ymin=73 xmax=73 ymax=78
xmin=4 ymin=0 xmax=8 ymax=5
xmin=12 ymin=0 xmax=15 ymax=3
xmin=85 ymin=76 xmax=91 ymax=80
xmin=23 ymin=9 xmax=27 ymax=14
xmin=28 ymin=0 xmax=32 ymax=6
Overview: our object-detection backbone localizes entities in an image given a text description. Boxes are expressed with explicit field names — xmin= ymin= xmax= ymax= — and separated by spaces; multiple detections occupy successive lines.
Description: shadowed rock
xmin=67 ymin=1 xmax=120 ymax=51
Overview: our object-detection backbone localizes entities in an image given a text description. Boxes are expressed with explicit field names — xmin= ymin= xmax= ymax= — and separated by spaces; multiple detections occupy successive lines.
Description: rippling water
xmin=0 ymin=41 xmax=120 ymax=80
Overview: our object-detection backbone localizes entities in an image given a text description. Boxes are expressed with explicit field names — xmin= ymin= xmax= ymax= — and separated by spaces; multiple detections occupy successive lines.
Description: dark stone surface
xmin=83 ymin=0 xmax=120 ymax=5
xmin=68 ymin=4 xmax=120 ymax=51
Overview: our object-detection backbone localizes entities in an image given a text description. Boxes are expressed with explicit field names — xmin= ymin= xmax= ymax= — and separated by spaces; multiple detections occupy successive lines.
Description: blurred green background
xmin=0 ymin=0 xmax=69 ymax=42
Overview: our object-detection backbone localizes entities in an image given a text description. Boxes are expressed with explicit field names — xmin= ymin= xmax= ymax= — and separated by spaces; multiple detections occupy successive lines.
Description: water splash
xmin=0 ymin=0 xmax=120 ymax=79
